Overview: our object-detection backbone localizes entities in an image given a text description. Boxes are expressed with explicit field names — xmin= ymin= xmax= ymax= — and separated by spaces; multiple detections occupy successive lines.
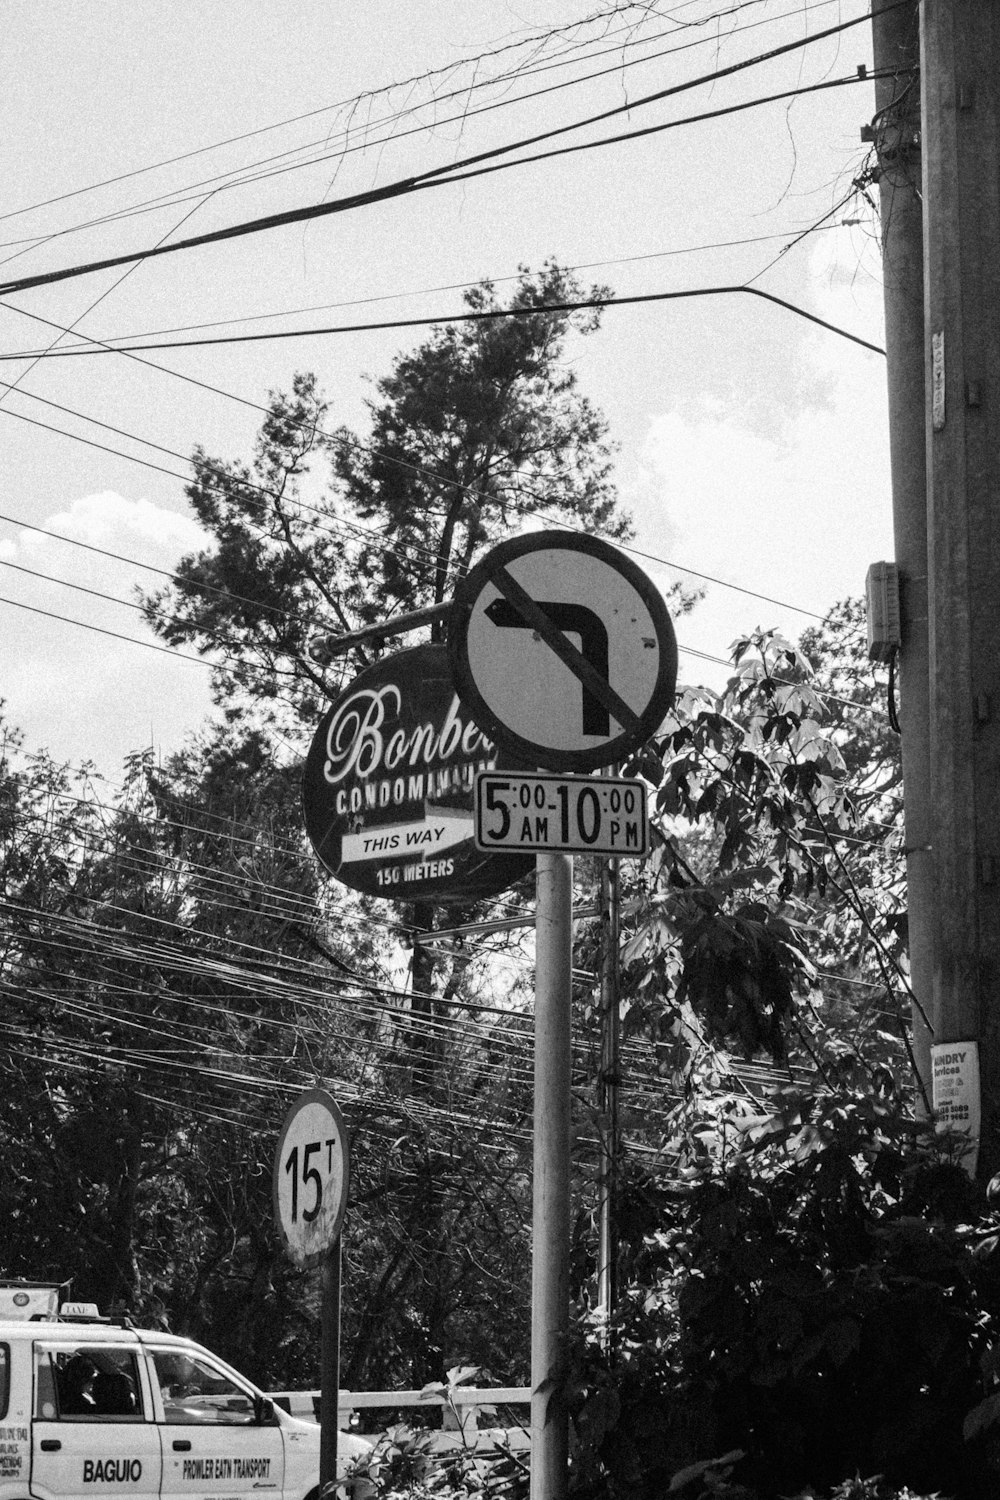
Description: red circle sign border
xmin=448 ymin=531 xmax=678 ymax=773
xmin=272 ymin=1087 xmax=349 ymax=1270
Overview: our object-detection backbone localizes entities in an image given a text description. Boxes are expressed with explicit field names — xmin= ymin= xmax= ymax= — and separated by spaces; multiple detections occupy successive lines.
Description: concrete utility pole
xmin=869 ymin=0 xmax=933 ymax=1095
xmin=920 ymin=0 xmax=1000 ymax=1179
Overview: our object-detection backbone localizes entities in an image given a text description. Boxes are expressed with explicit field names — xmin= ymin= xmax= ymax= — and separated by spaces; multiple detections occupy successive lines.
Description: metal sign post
xmin=531 ymin=851 xmax=573 ymax=1500
xmin=320 ymin=1243 xmax=343 ymax=1495
xmin=597 ymin=852 xmax=621 ymax=1349
xmin=273 ymin=1090 xmax=350 ymax=1496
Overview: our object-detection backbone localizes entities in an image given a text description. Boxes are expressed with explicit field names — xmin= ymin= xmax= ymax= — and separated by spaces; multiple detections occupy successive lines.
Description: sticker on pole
xmin=449 ymin=531 xmax=677 ymax=772
xmin=931 ymin=1041 xmax=980 ymax=1175
xmin=474 ymin=771 xmax=648 ymax=856
xmin=273 ymin=1089 xmax=349 ymax=1268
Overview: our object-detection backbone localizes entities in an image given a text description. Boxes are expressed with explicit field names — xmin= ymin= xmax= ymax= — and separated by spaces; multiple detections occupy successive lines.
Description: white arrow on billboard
xmin=340 ymin=809 xmax=473 ymax=864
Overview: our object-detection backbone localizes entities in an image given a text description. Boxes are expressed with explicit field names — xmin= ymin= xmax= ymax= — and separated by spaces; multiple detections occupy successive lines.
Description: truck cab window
xmin=150 ymin=1350 xmax=256 ymax=1426
xmin=36 ymin=1347 xmax=143 ymax=1421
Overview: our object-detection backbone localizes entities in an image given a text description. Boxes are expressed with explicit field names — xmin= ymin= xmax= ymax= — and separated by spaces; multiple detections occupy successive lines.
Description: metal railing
xmin=271 ymin=1386 xmax=530 ymax=1444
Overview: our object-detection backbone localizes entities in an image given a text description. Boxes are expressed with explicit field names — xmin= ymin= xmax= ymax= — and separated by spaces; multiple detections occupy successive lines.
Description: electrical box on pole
xmin=865 ymin=561 xmax=902 ymax=663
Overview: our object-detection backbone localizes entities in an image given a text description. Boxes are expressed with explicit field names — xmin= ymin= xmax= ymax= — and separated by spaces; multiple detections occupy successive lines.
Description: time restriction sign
xmin=474 ymin=770 xmax=649 ymax=856
xmin=273 ymin=1089 xmax=349 ymax=1269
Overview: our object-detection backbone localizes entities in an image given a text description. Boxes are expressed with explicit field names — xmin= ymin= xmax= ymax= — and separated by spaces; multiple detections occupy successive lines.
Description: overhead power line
xmin=0 ymin=314 xmax=833 ymax=622
xmin=3 ymin=283 xmax=884 ymax=359
xmin=0 ymin=585 xmax=874 ymax=713
xmin=1 ymin=345 xmax=834 ymax=640
xmin=0 ymin=501 xmax=307 ymax=626
xmin=0 ymin=591 xmax=253 ymax=672
xmin=0 ymin=0 xmax=835 ymax=259
xmin=0 ymin=12 xmax=886 ymax=300
xmin=0 ymin=0 xmax=735 ymax=230
xmin=0 ymin=227 xmax=848 ymax=355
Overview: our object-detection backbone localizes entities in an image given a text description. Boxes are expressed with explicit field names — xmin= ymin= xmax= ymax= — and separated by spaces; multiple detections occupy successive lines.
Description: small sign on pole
xmin=474 ymin=771 xmax=648 ymax=856
xmin=931 ymin=1041 xmax=981 ymax=1175
xmin=274 ymin=1089 xmax=349 ymax=1268
xmin=274 ymin=1090 xmax=350 ymax=1494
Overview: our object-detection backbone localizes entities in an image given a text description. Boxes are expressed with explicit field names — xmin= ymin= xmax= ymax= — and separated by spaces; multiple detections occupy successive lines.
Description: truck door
xmin=148 ymin=1349 xmax=283 ymax=1500
xmin=30 ymin=1341 xmax=161 ymax=1500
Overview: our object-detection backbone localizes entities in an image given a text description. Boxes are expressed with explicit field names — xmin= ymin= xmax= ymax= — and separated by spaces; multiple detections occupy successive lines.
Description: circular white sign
xmin=449 ymin=532 xmax=677 ymax=772
xmin=273 ymin=1089 xmax=349 ymax=1268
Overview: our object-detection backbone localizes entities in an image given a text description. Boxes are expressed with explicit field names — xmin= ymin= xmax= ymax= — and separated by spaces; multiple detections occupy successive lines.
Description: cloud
xmin=1 ymin=492 xmax=214 ymax=777
xmin=630 ymin=234 xmax=892 ymax=686
xmin=8 ymin=490 xmax=205 ymax=568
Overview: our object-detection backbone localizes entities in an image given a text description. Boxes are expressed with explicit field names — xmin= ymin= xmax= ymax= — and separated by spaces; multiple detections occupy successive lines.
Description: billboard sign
xmin=302 ymin=643 xmax=531 ymax=901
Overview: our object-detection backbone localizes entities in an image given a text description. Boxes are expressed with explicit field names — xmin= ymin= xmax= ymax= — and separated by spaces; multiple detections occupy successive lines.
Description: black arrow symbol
xmin=485 ymin=597 xmax=611 ymax=735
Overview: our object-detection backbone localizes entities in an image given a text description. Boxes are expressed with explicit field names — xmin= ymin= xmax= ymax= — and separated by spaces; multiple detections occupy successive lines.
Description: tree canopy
xmin=140 ymin=261 xmax=631 ymax=737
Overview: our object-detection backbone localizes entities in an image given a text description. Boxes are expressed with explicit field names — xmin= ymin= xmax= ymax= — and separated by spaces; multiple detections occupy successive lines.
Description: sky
xmin=0 ymin=0 xmax=893 ymax=782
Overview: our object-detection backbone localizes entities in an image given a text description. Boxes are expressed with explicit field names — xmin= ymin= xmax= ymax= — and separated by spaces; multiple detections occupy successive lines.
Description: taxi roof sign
xmin=0 ymin=1282 xmax=62 ymax=1319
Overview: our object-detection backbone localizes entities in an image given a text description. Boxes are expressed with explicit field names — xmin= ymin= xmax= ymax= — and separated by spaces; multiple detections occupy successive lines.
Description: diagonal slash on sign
xmin=488 ymin=565 xmax=642 ymax=735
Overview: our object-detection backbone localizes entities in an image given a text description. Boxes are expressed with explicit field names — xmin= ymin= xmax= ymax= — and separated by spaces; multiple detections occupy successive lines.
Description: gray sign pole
xmin=319 ymin=1241 xmax=342 ymax=1495
xmin=530 ymin=851 xmax=573 ymax=1500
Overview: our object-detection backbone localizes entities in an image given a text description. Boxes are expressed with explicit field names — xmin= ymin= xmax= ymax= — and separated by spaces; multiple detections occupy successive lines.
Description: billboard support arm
xmin=312 ymin=602 xmax=451 ymax=662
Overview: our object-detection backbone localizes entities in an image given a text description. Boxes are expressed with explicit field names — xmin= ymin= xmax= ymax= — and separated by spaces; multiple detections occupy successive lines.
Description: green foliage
xmin=674 ymin=898 xmax=808 ymax=1060
xmin=347 ymin=1422 xmax=526 ymax=1499
xmin=566 ymin=1088 xmax=1000 ymax=1500
xmin=140 ymin=263 xmax=630 ymax=738
xmin=0 ymin=711 xmax=536 ymax=1389
xmin=347 ymin=1368 xmax=528 ymax=1499
xmin=615 ymin=618 xmax=911 ymax=1096
xmin=332 ymin=260 xmax=630 ymax=629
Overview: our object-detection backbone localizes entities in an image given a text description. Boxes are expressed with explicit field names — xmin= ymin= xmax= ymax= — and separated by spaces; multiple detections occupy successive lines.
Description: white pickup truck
xmin=0 ymin=1284 xmax=370 ymax=1500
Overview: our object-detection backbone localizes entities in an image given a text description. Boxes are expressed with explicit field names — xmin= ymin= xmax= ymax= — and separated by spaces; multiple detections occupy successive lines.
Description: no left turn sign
xmin=449 ymin=531 xmax=677 ymax=772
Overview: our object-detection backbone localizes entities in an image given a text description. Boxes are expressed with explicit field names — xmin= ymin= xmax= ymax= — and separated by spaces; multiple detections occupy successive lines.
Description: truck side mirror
xmin=254 ymin=1395 xmax=276 ymax=1425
